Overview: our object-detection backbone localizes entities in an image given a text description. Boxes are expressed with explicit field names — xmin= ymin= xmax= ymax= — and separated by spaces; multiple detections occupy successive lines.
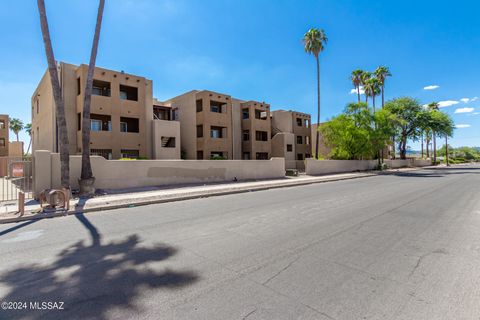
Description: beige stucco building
xmin=32 ymin=62 xmax=180 ymax=160
xmin=0 ymin=115 xmax=8 ymax=157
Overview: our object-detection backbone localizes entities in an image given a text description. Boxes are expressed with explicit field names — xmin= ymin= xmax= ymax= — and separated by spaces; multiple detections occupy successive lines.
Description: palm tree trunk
xmin=426 ymin=137 xmax=430 ymax=158
xmin=315 ymin=55 xmax=320 ymax=159
xmin=372 ymin=96 xmax=376 ymax=113
xmin=80 ymin=0 xmax=105 ymax=196
xmin=421 ymin=132 xmax=424 ymax=158
xmin=392 ymin=135 xmax=395 ymax=159
xmin=26 ymin=138 xmax=32 ymax=155
xmin=433 ymin=132 xmax=436 ymax=165
xmin=381 ymin=85 xmax=385 ymax=108
xmin=37 ymin=0 xmax=70 ymax=189
xmin=15 ymin=133 xmax=19 ymax=141
xmin=445 ymin=136 xmax=449 ymax=166
xmin=357 ymin=86 xmax=360 ymax=104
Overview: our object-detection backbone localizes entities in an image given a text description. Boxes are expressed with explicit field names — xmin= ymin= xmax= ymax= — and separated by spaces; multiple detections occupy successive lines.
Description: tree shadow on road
xmin=0 ymin=214 xmax=199 ymax=320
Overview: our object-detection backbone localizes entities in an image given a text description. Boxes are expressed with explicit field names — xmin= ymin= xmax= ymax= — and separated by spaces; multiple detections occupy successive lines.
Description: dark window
xmin=255 ymin=109 xmax=266 ymax=119
xmin=243 ymin=130 xmax=250 ymax=141
xmin=77 ymin=113 xmax=81 ymax=131
xmin=92 ymin=80 xmax=111 ymax=97
xmin=255 ymin=131 xmax=268 ymax=141
xmin=77 ymin=77 xmax=81 ymax=95
xmin=197 ymin=125 xmax=203 ymax=138
xmin=36 ymin=99 xmax=39 ymax=114
xmin=153 ymin=106 xmax=171 ymax=120
xmin=161 ymin=136 xmax=176 ymax=148
xmin=243 ymin=152 xmax=250 ymax=160
xmin=0 ymin=138 xmax=5 ymax=147
xmin=172 ymin=108 xmax=179 ymax=120
xmin=297 ymin=153 xmax=304 ymax=160
xmin=256 ymin=152 xmax=269 ymax=160
xmin=210 ymin=151 xmax=225 ymax=159
xmin=121 ymin=149 xmax=139 ymax=159
xmin=287 ymin=144 xmax=293 ymax=152
xmin=0 ymin=120 xmax=5 ymax=129
xmin=90 ymin=149 xmax=112 ymax=159
xmin=296 ymin=118 xmax=303 ymax=126
xmin=120 ymin=117 xmax=139 ymax=133
xmin=119 ymin=85 xmax=138 ymax=101
xmin=196 ymin=99 xmax=203 ymax=112
xmin=210 ymin=126 xmax=224 ymax=138
xmin=297 ymin=136 xmax=303 ymax=144
xmin=242 ymin=108 xmax=249 ymax=119
xmin=210 ymin=100 xmax=225 ymax=113
xmin=90 ymin=114 xmax=112 ymax=132
xmin=197 ymin=151 xmax=204 ymax=159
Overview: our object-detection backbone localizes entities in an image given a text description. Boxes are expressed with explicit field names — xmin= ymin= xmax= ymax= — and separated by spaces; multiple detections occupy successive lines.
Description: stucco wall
xmin=412 ymin=159 xmax=431 ymax=167
xmin=8 ymin=141 xmax=24 ymax=157
xmin=152 ymin=119 xmax=181 ymax=159
xmin=305 ymin=159 xmax=378 ymax=175
xmin=34 ymin=150 xmax=285 ymax=194
xmin=384 ymin=159 xmax=411 ymax=168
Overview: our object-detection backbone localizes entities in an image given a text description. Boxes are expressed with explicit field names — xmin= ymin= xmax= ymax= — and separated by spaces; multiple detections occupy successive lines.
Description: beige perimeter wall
xmin=34 ymin=150 xmax=285 ymax=194
xmin=305 ymin=159 xmax=378 ymax=175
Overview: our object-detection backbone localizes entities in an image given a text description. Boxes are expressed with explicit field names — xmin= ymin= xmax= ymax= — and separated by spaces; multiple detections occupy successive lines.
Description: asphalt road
xmin=1 ymin=164 xmax=480 ymax=320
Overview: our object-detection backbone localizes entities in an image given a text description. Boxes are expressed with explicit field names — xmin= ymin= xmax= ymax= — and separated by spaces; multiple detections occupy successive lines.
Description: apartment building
xmin=164 ymin=90 xmax=234 ymax=160
xmin=32 ymin=62 xmax=180 ymax=160
xmin=235 ymin=100 xmax=271 ymax=160
xmin=271 ymin=110 xmax=312 ymax=162
xmin=0 ymin=115 xmax=8 ymax=157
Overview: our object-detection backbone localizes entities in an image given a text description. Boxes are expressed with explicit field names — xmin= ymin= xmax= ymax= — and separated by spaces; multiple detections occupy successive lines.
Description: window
xmin=77 ymin=77 xmax=81 ymax=95
xmin=77 ymin=113 xmax=81 ymax=131
xmin=210 ymin=101 xmax=225 ymax=113
xmin=243 ymin=152 xmax=250 ymax=160
xmin=242 ymin=108 xmax=249 ymax=119
xmin=296 ymin=118 xmax=303 ymax=126
xmin=297 ymin=136 xmax=303 ymax=144
xmin=92 ymin=80 xmax=111 ymax=97
xmin=120 ymin=117 xmax=139 ymax=133
xmin=90 ymin=149 xmax=112 ymax=160
xmin=210 ymin=126 xmax=224 ymax=139
xmin=91 ymin=119 xmax=102 ymax=132
xmin=121 ymin=149 xmax=139 ymax=159
xmin=287 ymin=144 xmax=293 ymax=152
xmin=305 ymin=136 xmax=310 ymax=145
xmin=0 ymin=120 xmax=5 ymax=129
xmin=197 ymin=125 xmax=203 ymax=138
xmin=255 ymin=131 xmax=268 ymax=141
xmin=161 ymin=136 xmax=176 ymax=148
xmin=305 ymin=119 xmax=310 ymax=128
xmin=119 ymin=85 xmax=138 ymax=101
xmin=256 ymin=152 xmax=269 ymax=160
xmin=172 ymin=108 xmax=179 ymax=120
xmin=297 ymin=154 xmax=304 ymax=160
xmin=36 ymin=99 xmax=40 ymax=114
xmin=196 ymin=99 xmax=203 ymax=112
xmin=197 ymin=151 xmax=204 ymax=160
xmin=153 ymin=106 xmax=171 ymax=120
xmin=243 ymin=130 xmax=250 ymax=141
xmin=0 ymin=138 xmax=5 ymax=147
xmin=255 ymin=109 xmax=267 ymax=119
xmin=210 ymin=151 xmax=225 ymax=159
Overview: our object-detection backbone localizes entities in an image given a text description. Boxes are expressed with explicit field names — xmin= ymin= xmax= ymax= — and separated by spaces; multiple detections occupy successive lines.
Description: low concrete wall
xmin=412 ymin=159 xmax=431 ymax=167
xmin=34 ymin=150 xmax=285 ymax=194
xmin=384 ymin=159 xmax=411 ymax=169
xmin=305 ymin=159 xmax=378 ymax=175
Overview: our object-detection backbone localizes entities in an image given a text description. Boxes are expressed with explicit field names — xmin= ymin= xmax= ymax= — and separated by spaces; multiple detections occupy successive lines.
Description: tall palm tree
xmin=79 ymin=0 xmax=106 ymax=197
xmin=303 ymin=28 xmax=327 ymax=159
xmin=428 ymin=102 xmax=440 ymax=165
xmin=8 ymin=118 xmax=24 ymax=141
xmin=360 ymin=71 xmax=372 ymax=104
xmin=350 ymin=69 xmax=364 ymax=103
xmin=363 ymin=77 xmax=381 ymax=112
xmin=25 ymin=123 xmax=32 ymax=155
xmin=374 ymin=66 xmax=391 ymax=108
xmin=37 ymin=0 xmax=70 ymax=189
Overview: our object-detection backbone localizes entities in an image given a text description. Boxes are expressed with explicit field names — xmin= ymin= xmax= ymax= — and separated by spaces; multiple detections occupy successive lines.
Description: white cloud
xmin=472 ymin=97 xmax=479 ymax=102
xmin=423 ymin=85 xmax=439 ymax=90
xmin=455 ymin=124 xmax=471 ymax=128
xmin=437 ymin=100 xmax=460 ymax=108
xmin=454 ymin=107 xmax=474 ymax=113
xmin=460 ymin=98 xmax=470 ymax=103
xmin=349 ymin=86 xmax=365 ymax=95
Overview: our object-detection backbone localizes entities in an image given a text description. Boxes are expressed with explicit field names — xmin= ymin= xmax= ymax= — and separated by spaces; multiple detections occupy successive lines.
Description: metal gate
xmin=0 ymin=156 xmax=33 ymax=203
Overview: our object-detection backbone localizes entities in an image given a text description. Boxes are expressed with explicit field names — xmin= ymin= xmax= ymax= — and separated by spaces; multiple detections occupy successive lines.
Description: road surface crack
xmin=242 ymin=308 xmax=257 ymax=319
xmin=262 ymin=256 xmax=300 ymax=285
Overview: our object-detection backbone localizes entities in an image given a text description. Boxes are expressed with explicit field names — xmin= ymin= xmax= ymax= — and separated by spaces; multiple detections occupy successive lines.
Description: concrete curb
xmin=0 ymin=167 xmax=426 ymax=224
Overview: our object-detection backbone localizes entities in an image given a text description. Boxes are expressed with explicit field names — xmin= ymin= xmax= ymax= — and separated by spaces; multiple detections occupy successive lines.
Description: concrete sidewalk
xmin=0 ymin=168 xmax=421 ymax=224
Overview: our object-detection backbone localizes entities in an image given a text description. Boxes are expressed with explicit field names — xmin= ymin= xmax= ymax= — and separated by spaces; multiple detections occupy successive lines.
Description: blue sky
xmin=0 ymin=0 xmax=479 ymax=148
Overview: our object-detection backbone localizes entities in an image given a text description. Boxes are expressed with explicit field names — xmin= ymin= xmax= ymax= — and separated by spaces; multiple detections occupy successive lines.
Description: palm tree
xmin=25 ymin=123 xmax=32 ymax=155
xmin=8 ymin=118 xmax=24 ymax=141
xmin=79 ymin=0 xmax=105 ymax=197
xmin=303 ymin=28 xmax=327 ymax=159
xmin=374 ymin=66 xmax=391 ymax=109
xmin=363 ymin=77 xmax=381 ymax=112
xmin=37 ymin=0 xmax=70 ymax=189
xmin=427 ymin=102 xmax=440 ymax=165
xmin=350 ymin=69 xmax=364 ymax=103
xmin=360 ymin=71 xmax=372 ymax=104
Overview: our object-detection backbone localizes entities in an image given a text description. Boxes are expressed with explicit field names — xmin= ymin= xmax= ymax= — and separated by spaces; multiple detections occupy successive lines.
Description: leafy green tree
xmin=303 ymin=28 xmax=327 ymax=159
xmin=384 ymin=97 xmax=423 ymax=159
xmin=8 ymin=118 xmax=24 ymax=141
